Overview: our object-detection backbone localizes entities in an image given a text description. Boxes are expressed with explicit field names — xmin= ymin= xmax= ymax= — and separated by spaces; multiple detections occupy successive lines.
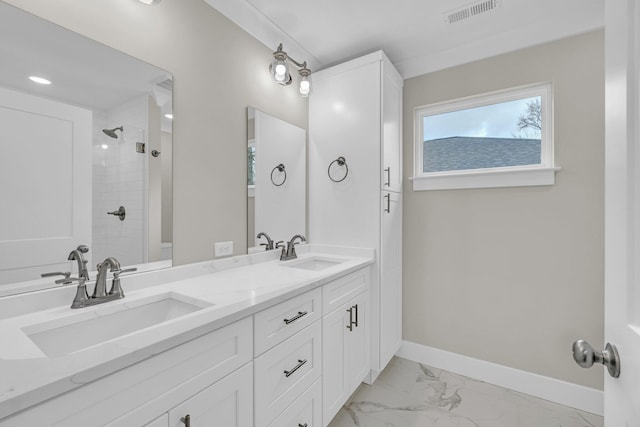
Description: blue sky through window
xmin=423 ymin=96 xmax=541 ymax=141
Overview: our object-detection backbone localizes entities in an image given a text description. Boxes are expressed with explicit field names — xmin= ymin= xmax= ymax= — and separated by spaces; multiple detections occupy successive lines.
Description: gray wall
xmin=403 ymin=31 xmax=604 ymax=389
xmin=4 ymin=0 xmax=308 ymax=264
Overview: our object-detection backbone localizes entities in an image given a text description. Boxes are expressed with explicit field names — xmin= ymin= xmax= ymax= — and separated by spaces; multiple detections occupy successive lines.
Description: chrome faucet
xmin=68 ymin=245 xmax=90 ymax=281
xmin=281 ymin=234 xmax=306 ymax=261
xmin=69 ymin=257 xmax=137 ymax=309
xmin=94 ymin=257 xmax=121 ymax=298
xmin=257 ymin=232 xmax=275 ymax=250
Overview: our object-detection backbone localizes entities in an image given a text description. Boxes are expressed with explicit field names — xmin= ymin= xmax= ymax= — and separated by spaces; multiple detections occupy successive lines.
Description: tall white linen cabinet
xmin=309 ymin=51 xmax=403 ymax=380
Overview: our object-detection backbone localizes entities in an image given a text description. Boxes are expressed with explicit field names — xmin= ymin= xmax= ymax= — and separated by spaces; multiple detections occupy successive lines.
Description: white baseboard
xmin=396 ymin=340 xmax=603 ymax=416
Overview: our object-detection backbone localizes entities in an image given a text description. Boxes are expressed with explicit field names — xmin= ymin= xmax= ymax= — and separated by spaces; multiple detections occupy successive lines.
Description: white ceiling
xmin=204 ymin=0 xmax=604 ymax=78
xmin=0 ymin=2 xmax=172 ymax=119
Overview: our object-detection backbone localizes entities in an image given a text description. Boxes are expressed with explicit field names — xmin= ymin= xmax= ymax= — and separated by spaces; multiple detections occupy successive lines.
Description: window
xmin=412 ymin=83 xmax=556 ymax=191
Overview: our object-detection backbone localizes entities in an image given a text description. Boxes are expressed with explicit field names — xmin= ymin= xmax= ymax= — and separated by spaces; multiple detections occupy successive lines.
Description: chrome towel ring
xmin=328 ymin=156 xmax=349 ymax=182
xmin=271 ymin=163 xmax=287 ymax=186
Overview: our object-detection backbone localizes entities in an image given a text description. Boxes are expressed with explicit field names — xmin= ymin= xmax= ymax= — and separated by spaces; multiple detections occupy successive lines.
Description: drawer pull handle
xmin=180 ymin=414 xmax=191 ymax=427
xmin=299 ymin=424 xmax=308 ymax=427
xmin=284 ymin=310 xmax=308 ymax=325
xmin=353 ymin=303 xmax=359 ymax=328
xmin=347 ymin=307 xmax=354 ymax=331
xmin=384 ymin=167 xmax=391 ymax=186
xmin=284 ymin=359 xmax=307 ymax=377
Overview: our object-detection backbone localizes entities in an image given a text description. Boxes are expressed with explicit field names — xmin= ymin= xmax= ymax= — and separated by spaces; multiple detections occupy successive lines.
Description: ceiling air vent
xmin=444 ymin=0 xmax=501 ymax=24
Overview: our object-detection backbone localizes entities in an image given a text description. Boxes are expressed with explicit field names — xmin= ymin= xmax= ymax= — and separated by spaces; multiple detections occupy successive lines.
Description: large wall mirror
xmin=0 ymin=2 xmax=173 ymax=292
xmin=247 ymin=107 xmax=305 ymax=252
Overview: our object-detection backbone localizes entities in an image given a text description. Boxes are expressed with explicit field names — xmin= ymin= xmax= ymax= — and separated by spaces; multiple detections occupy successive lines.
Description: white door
xmin=603 ymin=0 xmax=640 ymax=424
xmin=0 ymin=87 xmax=91 ymax=284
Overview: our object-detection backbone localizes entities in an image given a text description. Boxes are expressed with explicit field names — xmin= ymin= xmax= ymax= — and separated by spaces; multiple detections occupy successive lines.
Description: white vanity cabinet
xmin=309 ymin=50 xmax=403 ymax=378
xmin=0 ymin=263 xmax=373 ymax=427
xmin=321 ymin=270 xmax=370 ymax=425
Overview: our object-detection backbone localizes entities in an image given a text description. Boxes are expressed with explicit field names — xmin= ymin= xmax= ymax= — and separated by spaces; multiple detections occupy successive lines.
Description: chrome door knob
xmin=572 ymin=339 xmax=621 ymax=378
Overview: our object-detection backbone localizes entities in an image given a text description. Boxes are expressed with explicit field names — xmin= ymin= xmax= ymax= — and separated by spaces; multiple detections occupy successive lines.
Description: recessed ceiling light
xmin=165 ymin=113 xmax=173 ymax=119
xmin=138 ymin=0 xmax=161 ymax=5
xmin=29 ymin=76 xmax=51 ymax=85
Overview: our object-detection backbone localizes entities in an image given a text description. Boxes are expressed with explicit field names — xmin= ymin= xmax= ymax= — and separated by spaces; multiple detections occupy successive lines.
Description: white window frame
xmin=411 ymin=82 xmax=558 ymax=191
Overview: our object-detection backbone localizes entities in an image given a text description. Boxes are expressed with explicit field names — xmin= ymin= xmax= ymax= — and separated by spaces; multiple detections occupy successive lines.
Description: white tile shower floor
xmin=328 ymin=357 xmax=603 ymax=427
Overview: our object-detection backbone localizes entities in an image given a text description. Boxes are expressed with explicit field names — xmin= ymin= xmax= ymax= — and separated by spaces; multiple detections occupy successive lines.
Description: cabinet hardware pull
xmin=180 ymin=414 xmax=191 ymax=427
xmin=346 ymin=306 xmax=353 ymax=331
xmin=353 ymin=304 xmax=359 ymax=328
xmin=298 ymin=424 xmax=308 ymax=427
xmin=384 ymin=193 xmax=390 ymax=213
xmin=384 ymin=167 xmax=391 ymax=186
xmin=284 ymin=359 xmax=307 ymax=377
xmin=284 ymin=311 xmax=308 ymax=324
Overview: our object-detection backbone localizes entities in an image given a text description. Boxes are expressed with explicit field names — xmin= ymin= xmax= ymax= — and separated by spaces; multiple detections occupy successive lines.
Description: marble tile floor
xmin=328 ymin=356 xmax=603 ymax=427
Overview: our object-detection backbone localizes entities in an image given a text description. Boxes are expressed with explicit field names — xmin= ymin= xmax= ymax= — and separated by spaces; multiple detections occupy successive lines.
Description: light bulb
xmin=275 ymin=64 xmax=286 ymax=76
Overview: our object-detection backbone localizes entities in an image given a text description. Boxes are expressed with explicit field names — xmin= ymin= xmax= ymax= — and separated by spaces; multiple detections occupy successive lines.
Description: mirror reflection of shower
xmin=102 ymin=126 xmax=123 ymax=139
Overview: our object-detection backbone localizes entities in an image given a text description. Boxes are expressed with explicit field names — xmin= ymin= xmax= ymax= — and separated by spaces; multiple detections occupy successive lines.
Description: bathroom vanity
xmin=0 ymin=245 xmax=373 ymax=426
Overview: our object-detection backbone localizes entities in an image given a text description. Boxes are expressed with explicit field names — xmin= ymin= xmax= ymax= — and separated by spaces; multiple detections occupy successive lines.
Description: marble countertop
xmin=0 ymin=245 xmax=374 ymax=420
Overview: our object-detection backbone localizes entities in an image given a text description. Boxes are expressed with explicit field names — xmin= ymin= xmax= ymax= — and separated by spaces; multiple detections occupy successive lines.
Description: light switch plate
xmin=214 ymin=241 xmax=233 ymax=257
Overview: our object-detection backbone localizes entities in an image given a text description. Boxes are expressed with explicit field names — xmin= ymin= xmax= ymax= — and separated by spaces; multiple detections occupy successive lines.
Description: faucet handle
xmin=76 ymin=245 xmax=89 ymax=254
xmin=109 ymin=267 xmax=137 ymax=298
xmin=41 ymin=271 xmax=71 ymax=279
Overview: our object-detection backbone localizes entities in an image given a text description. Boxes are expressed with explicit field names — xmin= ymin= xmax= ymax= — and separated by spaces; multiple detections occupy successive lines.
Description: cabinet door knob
xmin=180 ymin=414 xmax=191 ymax=427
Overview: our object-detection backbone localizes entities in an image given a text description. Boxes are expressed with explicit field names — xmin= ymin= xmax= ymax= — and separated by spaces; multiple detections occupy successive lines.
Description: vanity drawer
xmin=254 ymin=321 xmax=322 ymax=427
xmin=254 ymin=287 xmax=321 ymax=356
xmin=268 ymin=378 xmax=321 ymax=427
xmin=322 ymin=267 xmax=369 ymax=315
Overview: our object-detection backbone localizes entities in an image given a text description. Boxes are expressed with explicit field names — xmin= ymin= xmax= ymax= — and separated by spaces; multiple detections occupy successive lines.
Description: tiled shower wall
xmin=92 ymin=95 xmax=149 ymax=267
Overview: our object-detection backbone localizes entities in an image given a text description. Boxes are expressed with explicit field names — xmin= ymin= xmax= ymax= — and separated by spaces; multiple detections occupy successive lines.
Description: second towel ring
xmin=271 ymin=164 xmax=287 ymax=186
xmin=328 ymin=156 xmax=349 ymax=183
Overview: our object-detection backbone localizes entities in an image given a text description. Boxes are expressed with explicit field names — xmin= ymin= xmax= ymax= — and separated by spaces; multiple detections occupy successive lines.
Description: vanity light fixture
xmin=29 ymin=75 xmax=51 ymax=85
xmin=269 ymin=44 xmax=312 ymax=96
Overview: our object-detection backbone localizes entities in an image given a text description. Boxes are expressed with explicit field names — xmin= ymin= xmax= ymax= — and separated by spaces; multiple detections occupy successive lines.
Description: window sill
xmin=410 ymin=166 xmax=561 ymax=191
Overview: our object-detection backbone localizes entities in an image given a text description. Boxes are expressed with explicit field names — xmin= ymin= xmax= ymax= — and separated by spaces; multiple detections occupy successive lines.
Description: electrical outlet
xmin=214 ymin=241 xmax=234 ymax=257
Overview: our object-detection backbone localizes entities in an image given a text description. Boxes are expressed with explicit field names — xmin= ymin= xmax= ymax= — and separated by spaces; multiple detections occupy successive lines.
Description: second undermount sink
xmin=23 ymin=292 xmax=212 ymax=358
xmin=284 ymin=256 xmax=345 ymax=271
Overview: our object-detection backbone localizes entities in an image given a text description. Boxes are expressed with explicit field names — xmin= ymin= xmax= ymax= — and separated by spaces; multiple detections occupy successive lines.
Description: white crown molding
xmin=202 ymin=0 xmax=322 ymax=71
xmin=397 ymin=340 xmax=604 ymax=416
xmin=397 ymin=13 xmax=604 ymax=78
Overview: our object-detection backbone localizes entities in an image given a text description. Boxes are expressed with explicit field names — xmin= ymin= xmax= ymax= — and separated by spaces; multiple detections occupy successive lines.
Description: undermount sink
xmin=284 ymin=256 xmax=345 ymax=271
xmin=23 ymin=292 xmax=211 ymax=358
